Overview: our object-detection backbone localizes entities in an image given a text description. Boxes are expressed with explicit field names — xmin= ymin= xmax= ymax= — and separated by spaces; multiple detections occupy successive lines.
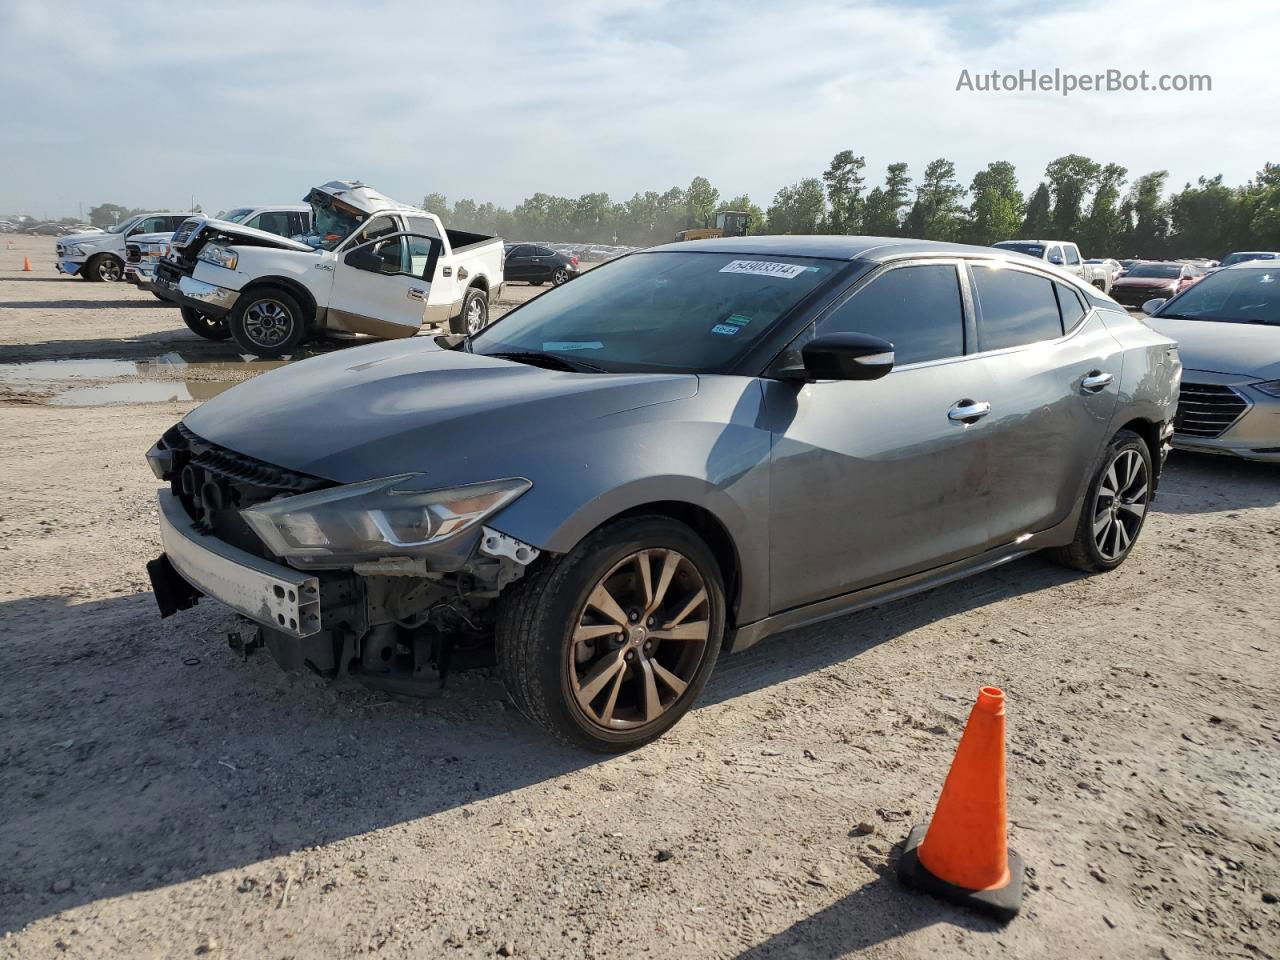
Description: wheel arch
xmin=1115 ymin=416 xmax=1162 ymax=487
xmin=239 ymin=276 xmax=318 ymax=325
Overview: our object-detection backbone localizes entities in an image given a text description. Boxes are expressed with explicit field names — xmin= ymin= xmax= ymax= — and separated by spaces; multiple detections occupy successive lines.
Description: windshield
xmin=1126 ymin=264 xmax=1180 ymax=279
xmin=1158 ymin=268 xmax=1280 ymax=325
xmin=218 ymin=208 xmax=254 ymax=223
xmin=297 ymin=190 xmax=364 ymax=250
xmin=471 ymin=251 xmax=843 ymax=374
xmin=995 ymin=242 xmax=1044 ymax=257
xmin=106 ymin=215 xmax=142 ymax=235
xmin=1220 ymin=252 xmax=1276 ymax=266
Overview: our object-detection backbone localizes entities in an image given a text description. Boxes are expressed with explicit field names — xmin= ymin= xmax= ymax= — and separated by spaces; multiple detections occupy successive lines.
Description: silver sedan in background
xmin=1144 ymin=260 xmax=1280 ymax=462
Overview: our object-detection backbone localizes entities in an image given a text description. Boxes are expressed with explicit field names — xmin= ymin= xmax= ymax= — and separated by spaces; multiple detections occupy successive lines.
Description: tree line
xmin=429 ymin=155 xmax=1280 ymax=258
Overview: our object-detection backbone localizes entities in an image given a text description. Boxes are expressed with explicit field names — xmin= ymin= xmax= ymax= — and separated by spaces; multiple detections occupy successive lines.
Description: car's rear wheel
xmin=1050 ymin=429 xmax=1151 ymax=572
xmin=86 ymin=254 xmax=123 ymax=282
xmin=228 ymin=287 xmax=308 ymax=358
xmin=553 ymin=267 xmax=570 ymax=286
xmin=496 ymin=516 xmax=724 ymax=752
xmin=179 ymin=304 xmax=230 ymax=341
xmin=451 ymin=287 xmax=489 ymax=335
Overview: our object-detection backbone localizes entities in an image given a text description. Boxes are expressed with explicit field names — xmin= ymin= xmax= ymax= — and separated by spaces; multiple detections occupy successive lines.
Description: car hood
xmin=1146 ymin=316 xmax=1280 ymax=378
xmin=182 ymin=339 xmax=700 ymax=483
xmin=196 ymin=218 xmax=313 ymax=252
xmin=61 ymin=230 xmax=117 ymax=247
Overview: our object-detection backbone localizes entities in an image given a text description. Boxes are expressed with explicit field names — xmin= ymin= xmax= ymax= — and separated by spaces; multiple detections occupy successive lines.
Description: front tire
xmin=1050 ymin=429 xmax=1151 ymax=572
xmin=179 ymin=304 xmax=231 ymax=341
xmin=228 ymin=287 xmax=308 ymax=358
xmin=496 ymin=516 xmax=725 ymax=752
xmin=86 ymin=254 xmax=123 ymax=283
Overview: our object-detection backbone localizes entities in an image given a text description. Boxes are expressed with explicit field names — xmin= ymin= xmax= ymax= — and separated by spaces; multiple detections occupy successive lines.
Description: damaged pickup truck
xmin=146 ymin=236 xmax=1178 ymax=751
xmin=152 ymin=180 xmax=504 ymax=357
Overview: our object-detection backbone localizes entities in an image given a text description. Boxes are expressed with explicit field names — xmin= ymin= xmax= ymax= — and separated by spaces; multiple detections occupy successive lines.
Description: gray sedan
xmin=1143 ymin=259 xmax=1280 ymax=462
xmin=146 ymin=236 xmax=1180 ymax=751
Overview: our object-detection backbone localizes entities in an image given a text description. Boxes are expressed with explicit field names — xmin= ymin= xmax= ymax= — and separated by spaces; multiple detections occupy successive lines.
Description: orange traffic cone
xmin=897 ymin=686 xmax=1024 ymax=920
xmin=22 ymin=256 xmax=33 ymax=272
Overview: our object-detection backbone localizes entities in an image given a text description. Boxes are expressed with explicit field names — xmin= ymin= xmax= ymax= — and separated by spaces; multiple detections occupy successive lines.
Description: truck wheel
xmin=496 ymin=516 xmax=725 ymax=752
xmin=1049 ymin=429 xmax=1151 ymax=573
xmin=451 ymin=287 xmax=489 ymax=336
xmin=87 ymin=254 xmax=123 ymax=283
xmin=180 ymin=304 xmax=231 ymax=341
xmin=228 ymin=288 xmax=308 ymax=357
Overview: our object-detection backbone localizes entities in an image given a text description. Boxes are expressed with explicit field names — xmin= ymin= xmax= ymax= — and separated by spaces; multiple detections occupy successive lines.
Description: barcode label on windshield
xmin=719 ymin=259 xmax=807 ymax=279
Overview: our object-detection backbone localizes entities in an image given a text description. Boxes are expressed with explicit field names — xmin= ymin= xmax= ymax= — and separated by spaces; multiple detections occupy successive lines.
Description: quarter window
xmin=818 ymin=263 xmax=965 ymax=365
xmin=1063 ymin=245 xmax=1081 ymax=265
xmin=1055 ymin=283 xmax=1085 ymax=330
xmin=972 ymin=265 xmax=1063 ymax=349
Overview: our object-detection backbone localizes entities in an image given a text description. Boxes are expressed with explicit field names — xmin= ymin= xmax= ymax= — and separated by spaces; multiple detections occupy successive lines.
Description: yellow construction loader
xmin=674 ymin=210 xmax=752 ymax=243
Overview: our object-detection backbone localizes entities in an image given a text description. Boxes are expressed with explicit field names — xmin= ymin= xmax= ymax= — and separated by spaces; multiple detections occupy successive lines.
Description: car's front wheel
xmin=496 ymin=516 xmax=724 ymax=752
xmin=179 ymin=304 xmax=231 ymax=341
xmin=1050 ymin=429 xmax=1152 ymax=572
xmin=228 ymin=287 xmax=308 ymax=358
xmin=86 ymin=254 xmax=123 ymax=282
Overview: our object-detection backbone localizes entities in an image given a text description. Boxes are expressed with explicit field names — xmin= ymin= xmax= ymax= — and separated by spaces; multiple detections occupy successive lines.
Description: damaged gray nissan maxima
xmin=146 ymin=236 xmax=1181 ymax=751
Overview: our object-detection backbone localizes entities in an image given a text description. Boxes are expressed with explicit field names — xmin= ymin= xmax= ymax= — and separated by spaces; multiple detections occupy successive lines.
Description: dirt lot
xmin=1 ymin=235 xmax=1278 ymax=960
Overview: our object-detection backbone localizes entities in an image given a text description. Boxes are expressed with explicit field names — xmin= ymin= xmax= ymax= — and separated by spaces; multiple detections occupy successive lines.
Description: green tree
xmin=1123 ymin=171 xmax=1171 ymax=257
xmin=421 ymin=192 xmax=448 ymax=214
xmin=862 ymin=163 xmax=912 ymax=236
xmin=684 ymin=176 xmax=720 ymax=229
xmin=1020 ymin=183 xmax=1053 ymax=237
xmin=88 ymin=203 xmax=132 ymax=228
xmin=1167 ymin=174 xmax=1235 ymax=258
xmin=821 ymin=150 xmax=866 ymax=235
xmin=1240 ymin=163 xmax=1280 ymax=251
xmin=1044 ymin=154 xmax=1101 ymax=237
xmin=450 ymin=198 xmax=479 ymax=230
xmin=1080 ymin=163 xmax=1127 ymax=255
xmin=903 ymin=158 xmax=965 ymax=241
xmin=964 ymin=161 xmax=1024 ymax=246
xmin=767 ymin=178 xmax=826 ymax=234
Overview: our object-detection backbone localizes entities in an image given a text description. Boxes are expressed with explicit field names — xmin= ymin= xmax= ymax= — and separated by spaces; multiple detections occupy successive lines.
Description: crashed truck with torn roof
xmin=154 ymin=179 xmax=506 ymax=358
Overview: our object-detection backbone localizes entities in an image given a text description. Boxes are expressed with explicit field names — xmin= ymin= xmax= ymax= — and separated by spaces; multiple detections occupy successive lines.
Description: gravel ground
xmin=1 ymin=236 xmax=1278 ymax=959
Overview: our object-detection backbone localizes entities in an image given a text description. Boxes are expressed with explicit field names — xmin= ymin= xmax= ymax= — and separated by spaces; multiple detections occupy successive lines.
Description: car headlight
xmin=197 ymin=244 xmax=238 ymax=270
xmin=145 ymin=243 xmax=170 ymax=258
xmin=68 ymin=244 xmax=86 ymax=256
xmin=1252 ymin=379 xmax=1280 ymax=399
xmin=240 ymin=474 xmax=531 ymax=568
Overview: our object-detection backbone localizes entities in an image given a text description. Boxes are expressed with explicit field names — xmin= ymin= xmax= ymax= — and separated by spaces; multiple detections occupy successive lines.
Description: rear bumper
xmin=151 ymin=489 xmax=321 ymax=637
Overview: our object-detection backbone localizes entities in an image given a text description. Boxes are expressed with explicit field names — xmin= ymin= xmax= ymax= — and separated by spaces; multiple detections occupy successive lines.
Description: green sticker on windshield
xmin=726 ymin=314 xmax=751 ymax=326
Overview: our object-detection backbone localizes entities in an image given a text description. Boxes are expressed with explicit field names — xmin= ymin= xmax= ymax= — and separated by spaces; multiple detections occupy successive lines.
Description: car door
xmin=965 ymin=263 xmax=1121 ymax=547
xmin=505 ymin=245 xmax=531 ymax=281
xmin=327 ymin=215 xmax=440 ymax=335
xmin=1062 ymin=244 xmax=1085 ymax=279
xmin=531 ymin=246 xmax=557 ymax=281
xmin=765 ymin=260 xmax=1000 ymax=612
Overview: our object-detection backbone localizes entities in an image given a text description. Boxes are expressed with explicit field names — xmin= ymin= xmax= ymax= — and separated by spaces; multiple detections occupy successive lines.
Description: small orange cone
xmin=22 ymin=256 xmax=33 ymax=272
xmin=897 ymin=686 xmax=1024 ymax=920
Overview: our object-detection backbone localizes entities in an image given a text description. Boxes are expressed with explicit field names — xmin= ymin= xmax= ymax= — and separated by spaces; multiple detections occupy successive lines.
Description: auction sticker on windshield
xmin=719 ymin=260 xmax=808 ymax=279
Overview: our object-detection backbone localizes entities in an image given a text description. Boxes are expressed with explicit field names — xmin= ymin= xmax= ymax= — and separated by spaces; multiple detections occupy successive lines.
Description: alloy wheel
xmin=242 ymin=299 xmax=293 ymax=347
xmin=568 ymin=548 xmax=711 ymax=731
xmin=99 ymin=258 xmax=122 ymax=282
xmin=1092 ymin=448 xmax=1148 ymax=561
xmin=554 ymin=268 xmax=569 ymax=285
xmin=465 ymin=296 xmax=486 ymax=334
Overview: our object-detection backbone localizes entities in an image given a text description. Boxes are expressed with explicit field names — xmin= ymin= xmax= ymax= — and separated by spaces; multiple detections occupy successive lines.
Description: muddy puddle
xmin=0 ymin=353 xmax=286 ymax=406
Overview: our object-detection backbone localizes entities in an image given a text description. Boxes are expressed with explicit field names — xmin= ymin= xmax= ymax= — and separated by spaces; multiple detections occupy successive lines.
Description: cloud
xmin=0 ymin=0 xmax=1271 ymax=219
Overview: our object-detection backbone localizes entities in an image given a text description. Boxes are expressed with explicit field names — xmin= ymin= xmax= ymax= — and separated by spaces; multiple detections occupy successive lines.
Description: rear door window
xmin=1063 ymin=245 xmax=1081 ymax=265
xmin=972 ymin=265 xmax=1064 ymax=349
xmin=817 ymin=263 xmax=965 ymax=365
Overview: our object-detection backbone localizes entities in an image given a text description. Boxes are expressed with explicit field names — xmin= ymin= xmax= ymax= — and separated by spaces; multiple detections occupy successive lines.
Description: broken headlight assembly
xmin=240 ymin=474 xmax=531 ymax=569
xmin=197 ymin=243 xmax=238 ymax=271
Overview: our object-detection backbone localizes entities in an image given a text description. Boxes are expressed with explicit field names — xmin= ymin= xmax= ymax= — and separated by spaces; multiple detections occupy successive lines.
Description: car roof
xmin=995 ymin=239 xmax=1074 ymax=246
xmin=1222 ymin=258 xmax=1280 ymax=270
xmin=646 ymin=234 xmax=1058 ymax=264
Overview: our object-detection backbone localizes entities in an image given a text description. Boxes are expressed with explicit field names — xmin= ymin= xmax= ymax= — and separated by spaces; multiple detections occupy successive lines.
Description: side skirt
xmin=726 ymin=515 xmax=1077 ymax=654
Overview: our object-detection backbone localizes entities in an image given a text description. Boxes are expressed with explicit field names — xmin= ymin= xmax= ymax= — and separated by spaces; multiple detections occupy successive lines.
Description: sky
xmin=0 ymin=0 xmax=1273 ymax=219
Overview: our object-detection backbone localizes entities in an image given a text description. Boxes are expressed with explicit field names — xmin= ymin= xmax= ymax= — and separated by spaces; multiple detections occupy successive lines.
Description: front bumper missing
xmin=55 ymin=259 xmax=83 ymax=276
xmin=152 ymin=490 xmax=321 ymax=637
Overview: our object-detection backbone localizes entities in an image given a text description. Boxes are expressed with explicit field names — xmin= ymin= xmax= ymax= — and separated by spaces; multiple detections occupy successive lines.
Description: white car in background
xmin=55 ymin=212 xmax=192 ymax=282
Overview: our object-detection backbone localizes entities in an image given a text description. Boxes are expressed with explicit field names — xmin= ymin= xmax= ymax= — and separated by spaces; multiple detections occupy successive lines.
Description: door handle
xmin=1081 ymin=371 xmax=1113 ymax=392
xmin=948 ymin=399 xmax=991 ymax=424
xmin=407 ymin=287 xmax=426 ymax=301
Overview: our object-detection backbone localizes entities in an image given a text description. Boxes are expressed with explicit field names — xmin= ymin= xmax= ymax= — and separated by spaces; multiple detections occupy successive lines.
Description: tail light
xmin=570 ymin=256 xmax=579 ymax=267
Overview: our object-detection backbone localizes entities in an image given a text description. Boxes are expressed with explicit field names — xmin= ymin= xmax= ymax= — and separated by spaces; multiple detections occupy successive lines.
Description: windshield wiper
xmin=487 ymin=350 xmax=605 ymax=373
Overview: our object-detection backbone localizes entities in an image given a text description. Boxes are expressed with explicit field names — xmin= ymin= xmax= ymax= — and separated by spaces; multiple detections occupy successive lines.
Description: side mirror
xmin=775 ymin=333 xmax=895 ymax=382
xmin=1141 ymin=298 xmax=1167 ymax=316
xmin=344 ymin=245 xmax=383 ymax=273
xmin=1048 ymin=255 xmax=1064 ymax=265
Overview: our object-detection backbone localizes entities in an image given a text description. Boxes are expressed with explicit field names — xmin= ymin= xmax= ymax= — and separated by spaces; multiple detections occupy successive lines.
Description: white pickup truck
xmin=155 ymin=181 xmax=505 ymax=357
xmin=992 ymin=239 xmax=1113 ymax=293
xmin=55 ymin=212 xmax=193 ymax=282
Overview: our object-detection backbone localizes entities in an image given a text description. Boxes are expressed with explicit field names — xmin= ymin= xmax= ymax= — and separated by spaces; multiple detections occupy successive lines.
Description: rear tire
xmin=1049 ymin=429 xmax=1151 ymax=573
xmin=180 ymin=304 xmax=231 ymax=341
xmin=496 ymin=516 xmax=724 ymax=752
xmin=450 ymin=287 xmax=489 ymax=335
xmin=228 ymin=287 xmax=308 ymax=358
xmin=552 ymin=267 xmax=570 ymax=286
